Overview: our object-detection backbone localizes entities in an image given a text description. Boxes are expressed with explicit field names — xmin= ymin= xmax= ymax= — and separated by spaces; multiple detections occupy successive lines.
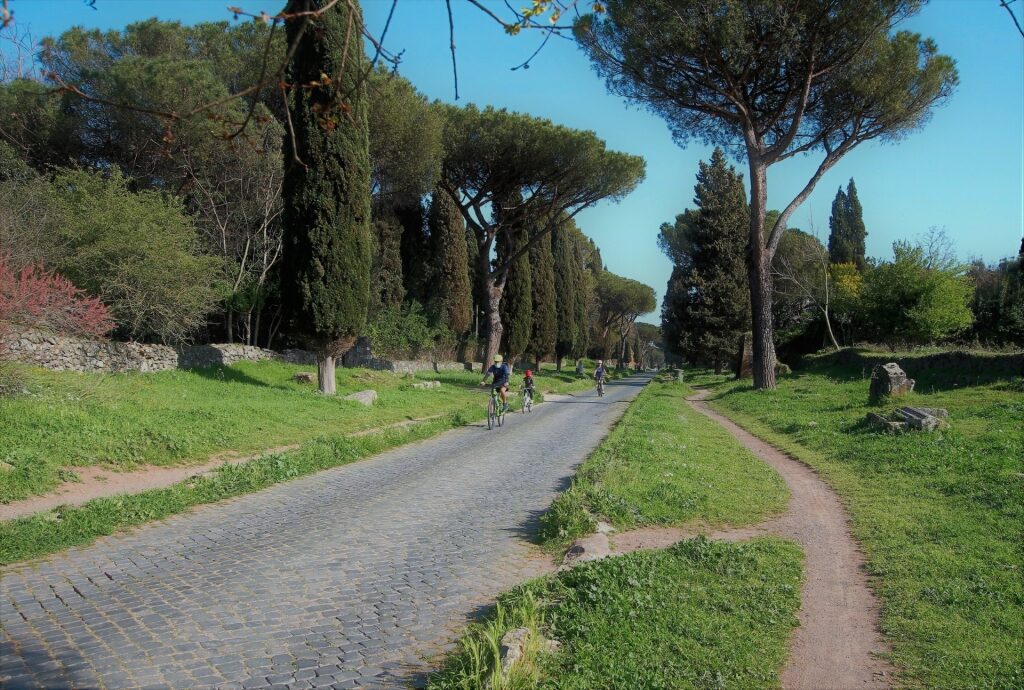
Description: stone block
xmin=343 ymin=390 xmax=377 ymax=406
xmin=869 ymin=362 xmax=915 ymax=403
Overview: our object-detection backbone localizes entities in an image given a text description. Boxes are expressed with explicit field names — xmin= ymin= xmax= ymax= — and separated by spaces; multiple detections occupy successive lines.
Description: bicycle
xmin=596 ymin=378 xmax=605 ymax=397
xmin=486 ymin=386 xmax=507 ymax=429
xmin=521 ymin=387 xmax=534 ymax=413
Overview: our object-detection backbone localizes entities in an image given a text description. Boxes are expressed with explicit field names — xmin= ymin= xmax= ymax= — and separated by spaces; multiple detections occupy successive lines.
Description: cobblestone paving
xmin=1 ymin=376 xmax=648 ymax=690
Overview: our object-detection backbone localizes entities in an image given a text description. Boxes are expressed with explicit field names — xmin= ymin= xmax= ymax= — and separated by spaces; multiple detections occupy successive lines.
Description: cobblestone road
xmin=1 ymin=376 xmax=648 ymax=690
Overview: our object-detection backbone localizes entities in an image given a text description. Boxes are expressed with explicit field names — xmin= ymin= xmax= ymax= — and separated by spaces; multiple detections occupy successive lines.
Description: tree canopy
xmin=577 ymin=0 xmax=957 ymax=388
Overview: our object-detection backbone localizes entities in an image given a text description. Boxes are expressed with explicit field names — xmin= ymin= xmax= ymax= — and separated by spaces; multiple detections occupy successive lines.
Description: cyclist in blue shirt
xmin=480 ymin=354 xmax=511 ymax=412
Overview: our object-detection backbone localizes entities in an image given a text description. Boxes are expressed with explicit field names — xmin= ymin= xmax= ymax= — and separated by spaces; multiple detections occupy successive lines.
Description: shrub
xmin=366 ymin=302 xmax=454 ymax=360
xmin=0 ymin=257 xmax=114 ymax=338
xmin=50 ymin=168 xmax=223 ymax=344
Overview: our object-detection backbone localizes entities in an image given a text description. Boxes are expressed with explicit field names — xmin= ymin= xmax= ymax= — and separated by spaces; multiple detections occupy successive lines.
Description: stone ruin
xmin=866 ymin=406 xmax=948 ymax=434
xmin=869 ymin=362 xmax=915 ymax=404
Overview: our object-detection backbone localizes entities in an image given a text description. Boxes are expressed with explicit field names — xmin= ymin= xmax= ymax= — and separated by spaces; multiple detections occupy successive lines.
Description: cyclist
xmin=522 ymin=369 xmax=536 ymax=406
xmin=594 ymin=359 xmax=607 ymax=395
xmin=480 ymin=354 xmax=511 ymax=413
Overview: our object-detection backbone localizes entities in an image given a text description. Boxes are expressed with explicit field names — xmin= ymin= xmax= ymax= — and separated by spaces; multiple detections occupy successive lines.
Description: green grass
xmin=695 ymin=358 xmax=1023 ymax=689
xmin=0 ymin=414 xmax=463 ymax=566
xmin=538 ymin=379 xmax=789 ymax=546
xmin=0 ymin=360 xmax=604 ymax=503
xmin=429 ymin=537 xmax=804 ymax=690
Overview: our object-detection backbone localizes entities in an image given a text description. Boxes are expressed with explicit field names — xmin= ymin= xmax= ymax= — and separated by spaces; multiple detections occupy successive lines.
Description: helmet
xmin=525 ymin=369 xmax=533 ymax=377
xmin=597 ymin=360 xmax=603 ymax=365
xmin=493 ymin=354 xmax=503 ymax=363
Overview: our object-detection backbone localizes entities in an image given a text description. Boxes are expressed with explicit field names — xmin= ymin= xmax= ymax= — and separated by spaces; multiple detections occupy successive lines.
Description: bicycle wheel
xmin=497 ymin=400 xmax=505 ymax=427
xmin=487 ymin=396 xmax=495 ymax=430
xmin=526 ymin=392 xmax=533 ymax=413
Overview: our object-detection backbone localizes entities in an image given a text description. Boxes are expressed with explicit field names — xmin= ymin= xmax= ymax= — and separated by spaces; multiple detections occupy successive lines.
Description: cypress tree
xmin=828 ymin=179 xmax=868 ymax=270
xmin=427 ymin=186 xmax=472 ymax=337
xmin=528 ymin=221 xmax=557 ymax=367
xmin=657 ymin=148 xmax=749 ymax=373
xmin=845 ymin=179 xmax=868 ymax=271
xmin=552 ymin=218 xmax=578 ymax=369
xmin=498 ymin=228 xmax=532 ymax=366
xmin=571 ymin=227 xmax=592 ymax=358
xmin=280 ymin=0 xmax=372 ymax=395
xmin=397 ymin=200 xmax=429 ymax=304
xmin=369 ymin=211 xmax=405 ymax=315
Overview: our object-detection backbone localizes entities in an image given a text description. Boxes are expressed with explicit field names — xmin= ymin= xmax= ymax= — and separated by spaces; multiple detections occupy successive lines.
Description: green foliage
xmin=431 ymin=538 xmax=803 ymax=690
xmin=440 ymin=103 xmax=644 ymax=362
xmin=861 ymin=239 xmax=974 ymax=344
xmin=50 ymin=168 xmax=223 ymax=343
xmin=967 ymin=252 xmax=1024 ymax=346
xmin=366 ymin=302 xmax=454 ymax=360
xmin=705 ymin=355 xmax=1023 ymax=689
xmin=538 ymin=381 xmax=788 ymax=547
xmin=428 ymin=187 xmax=473 ymax=336
xmin=369 ymin=211 xmax=406 ymax=315
xmin=552 ymin=218 xmax=591 ymax=362
xmin=828 ymin=179 xmax=868 ymax=270
xmin=499 ymin=228 xmax=533 ymax=362
xmin=367 ymin=65 xmax=444 ymax=204
xmin=280 ymin=0 xmax=372 ymax=351
xmin=527 ymin=223 xmax=557 ymax=363
xmin=659 ymin=149 xmax=749 ymax=367
xmin=0 ymin=79 xmax=75 ymax=170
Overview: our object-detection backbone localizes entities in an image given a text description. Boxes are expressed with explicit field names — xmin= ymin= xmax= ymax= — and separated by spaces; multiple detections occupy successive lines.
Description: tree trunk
xmin=317 ymin=355 xmax=337 ymax=395
xmin=253 ymin=308 xmax=263 ymax=349
xmin=822 ymin=308 xmax=841 ymax=351
xmin=748 ymin=255 xmax=777 ymax=389
xmin=483 ymin=281 xmax=504 ymax=372
xmin=714 ymin=360 xmax=723 ymax=375
xmin=747 ymin=157 xmax=777 ymax=390
xmin=226 ymin=310 xmax=234 ymax=344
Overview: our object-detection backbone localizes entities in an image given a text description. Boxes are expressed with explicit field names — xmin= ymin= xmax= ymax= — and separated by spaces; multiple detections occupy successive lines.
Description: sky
xmin=6 ymin=0 xmax=1024 ymax=318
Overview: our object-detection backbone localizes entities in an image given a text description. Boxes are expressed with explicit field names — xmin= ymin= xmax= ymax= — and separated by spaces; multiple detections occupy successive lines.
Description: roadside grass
xmin=696 ymin=358 xmax=1023 ymax=689
xmin=0 ymin=360 xmax=606 ymax=503
xmin=0 ymin=414 xmax=464 ymax=566
xmin=428 ymin=537 xmax=803 ymax=690
xmin=537 ymin=379 xmax=789 ymax=547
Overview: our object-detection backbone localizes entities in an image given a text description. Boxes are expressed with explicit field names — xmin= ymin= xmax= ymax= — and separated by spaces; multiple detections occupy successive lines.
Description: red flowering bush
xmin=0 ymin=255 xmax=114 ymax=339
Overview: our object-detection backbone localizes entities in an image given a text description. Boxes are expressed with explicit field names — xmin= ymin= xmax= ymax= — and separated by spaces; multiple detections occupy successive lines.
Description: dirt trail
xmin=0 ymin=416 xmax=441 ymax=522
xmin=607 ymin=389 xmax=895 ymax=690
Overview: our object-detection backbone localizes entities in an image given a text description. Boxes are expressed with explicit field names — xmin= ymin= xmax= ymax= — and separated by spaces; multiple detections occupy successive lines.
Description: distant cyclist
xmin=523 ymin=369 xmax=536 ymax=401
xmin=480 ymin=354 xmax=511 ymax=413
xmin=594 ymin=359 xmax=607 ymax=396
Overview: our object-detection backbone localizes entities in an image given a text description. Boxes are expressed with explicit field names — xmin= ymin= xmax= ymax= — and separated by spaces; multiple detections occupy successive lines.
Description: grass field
xmin=538 ymin=378 xmax=789 ymax=546
xmin=428 ymin=538 xmax=803 ymax=690
xmin=0 ymin=360 xmax=604 ymax=503
xmin=694 ymin=354 xmax=1023 ymax=689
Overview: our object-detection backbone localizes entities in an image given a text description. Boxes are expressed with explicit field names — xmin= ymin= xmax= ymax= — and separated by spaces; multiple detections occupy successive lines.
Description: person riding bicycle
xmin=522 ymin=369 xmax=536 ymax=400
xmin=594 ymin=360 xmax=607 ymax=392
xmin=480 ymin=354 xmax=511 ymax=412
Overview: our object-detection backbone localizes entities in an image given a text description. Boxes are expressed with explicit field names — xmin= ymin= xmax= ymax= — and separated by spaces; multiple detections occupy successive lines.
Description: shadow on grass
xmin=185 ymin=365 xmax=290 ymax=390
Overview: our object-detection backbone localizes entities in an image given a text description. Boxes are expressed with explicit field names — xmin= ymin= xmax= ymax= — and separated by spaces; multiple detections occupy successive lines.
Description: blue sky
xmin=7 ymin=0 xmax=1024 ymax=316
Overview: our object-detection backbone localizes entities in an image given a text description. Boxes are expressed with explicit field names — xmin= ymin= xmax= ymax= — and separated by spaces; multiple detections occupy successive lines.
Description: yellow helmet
xmin=493 ymin=354 xmax=503 ymax=363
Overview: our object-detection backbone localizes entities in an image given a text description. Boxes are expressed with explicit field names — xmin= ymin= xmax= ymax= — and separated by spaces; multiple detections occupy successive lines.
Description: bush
xmin=366 ymin=302 xmax=455 ymax=360
xmin=50 ymin=168 xmax=224 ymax=344
xmin=860 ymin=240 xmax=973 ymax=345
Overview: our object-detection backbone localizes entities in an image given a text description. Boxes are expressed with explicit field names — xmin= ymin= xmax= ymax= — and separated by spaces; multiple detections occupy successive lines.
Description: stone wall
xmin=1 ymin=326 xmax=474 ymax=375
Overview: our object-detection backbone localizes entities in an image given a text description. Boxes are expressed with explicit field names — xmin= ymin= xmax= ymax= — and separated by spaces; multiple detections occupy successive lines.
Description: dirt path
xmin=609 ymin=389 xmax=895 ymax=690
xmin=0 ymin=416 xmax=442 ymax=522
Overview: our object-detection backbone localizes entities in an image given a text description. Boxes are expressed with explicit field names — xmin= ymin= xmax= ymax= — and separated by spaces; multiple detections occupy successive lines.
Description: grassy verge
xmin=428 ymin=537 xmax=803 ymax=690
xmin=538 ymin=378 xmax=789 ymax=547
xmin=0 ymin=360 xmax=606 ymax=503
xmin=696 ymin=358 xmax=1023 ymax=689
xmin=0 ymin=414 xmax=465 ymax=566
